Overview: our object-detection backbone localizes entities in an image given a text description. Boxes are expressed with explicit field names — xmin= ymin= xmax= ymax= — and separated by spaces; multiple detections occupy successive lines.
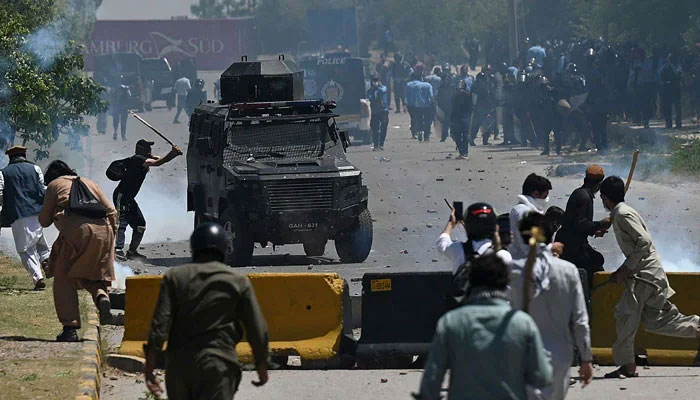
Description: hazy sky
xmin=96 ymin=0 xmax=195 ymax=20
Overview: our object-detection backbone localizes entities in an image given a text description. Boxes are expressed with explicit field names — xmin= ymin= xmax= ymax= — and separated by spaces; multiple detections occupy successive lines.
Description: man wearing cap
xmin=556 ymin=164 xmax=611 ymax=288
xmin=0 ymin=146 xmax=51 ymax=290
xmin=113 ymin=140 xmax=182 ymax=260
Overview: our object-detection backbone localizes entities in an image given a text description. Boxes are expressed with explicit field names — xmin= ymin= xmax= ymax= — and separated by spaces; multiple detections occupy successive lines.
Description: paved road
xmin=11 ymin=71 xmax=697 ymax=399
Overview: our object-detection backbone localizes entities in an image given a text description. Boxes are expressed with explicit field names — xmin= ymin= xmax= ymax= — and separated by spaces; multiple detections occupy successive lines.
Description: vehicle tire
xmin=334 ymin=208 xmax=373 ymax=263
xmin=303 ymin=240 xmax=327 ymax=257
xmin=219 ymin=208 xmax=254 ymax=267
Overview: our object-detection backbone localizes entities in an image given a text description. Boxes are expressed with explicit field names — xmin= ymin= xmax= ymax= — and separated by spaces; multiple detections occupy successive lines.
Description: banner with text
xmin=85 ymin=18 xmax=259 ymax=71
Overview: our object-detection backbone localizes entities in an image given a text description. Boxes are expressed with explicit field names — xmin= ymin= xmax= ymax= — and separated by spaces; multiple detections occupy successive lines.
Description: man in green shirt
xmin=416 ymin=253 xmax=552 ymax=400
xmin=144 ymin=223 xmax=270 ymax=399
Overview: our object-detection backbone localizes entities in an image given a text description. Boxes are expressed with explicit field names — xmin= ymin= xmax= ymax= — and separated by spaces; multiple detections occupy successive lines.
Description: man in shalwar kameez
xmin=600 ymin=176 xmax=700 ymax=378
xmin=0 ymin=146 xmax=51 ymax=290
xmin=39 ymin=160 xmax=117 ymax=342
xmin=510 ymin=212 xmax=593 ymax=399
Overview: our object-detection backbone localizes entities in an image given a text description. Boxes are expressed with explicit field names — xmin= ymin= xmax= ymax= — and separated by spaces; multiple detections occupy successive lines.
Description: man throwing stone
xmin=600 ymin=176 xmax=700 ymax=378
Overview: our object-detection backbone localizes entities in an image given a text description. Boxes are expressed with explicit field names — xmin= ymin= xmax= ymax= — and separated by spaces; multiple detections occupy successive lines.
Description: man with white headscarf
xmin=509 ymin=173 xmax=552 ymax=260
xmin=510 ymin=212 xmax=593 ymax=400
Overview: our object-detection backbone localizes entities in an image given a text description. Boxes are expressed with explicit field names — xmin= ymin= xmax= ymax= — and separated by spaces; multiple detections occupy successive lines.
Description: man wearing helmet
xmin=144 ymin=223 xmax=270 ymax=400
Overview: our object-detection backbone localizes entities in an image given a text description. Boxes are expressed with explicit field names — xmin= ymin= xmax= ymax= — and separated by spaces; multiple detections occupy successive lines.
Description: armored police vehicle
xmin=187 ymin=56 xmax=372 ymax=266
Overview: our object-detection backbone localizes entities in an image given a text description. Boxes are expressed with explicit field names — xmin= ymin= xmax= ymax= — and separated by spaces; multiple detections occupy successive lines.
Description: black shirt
xmin=556 ymin=186 xmax=601 ymax=249
xmin=115 ymin=155 xmax=148 ymax=200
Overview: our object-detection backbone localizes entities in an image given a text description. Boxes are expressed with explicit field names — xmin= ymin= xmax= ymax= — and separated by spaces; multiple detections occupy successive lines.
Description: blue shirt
xmin=367 ymin=84 xmax=390 ymax=112
xmin=404 ymin=80 xmax=434 ymax=108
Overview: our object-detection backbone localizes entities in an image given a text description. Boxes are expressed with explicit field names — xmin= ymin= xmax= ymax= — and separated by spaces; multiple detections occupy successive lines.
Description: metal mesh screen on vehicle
xmin=223 ymin=120 xmax=325 ymax=165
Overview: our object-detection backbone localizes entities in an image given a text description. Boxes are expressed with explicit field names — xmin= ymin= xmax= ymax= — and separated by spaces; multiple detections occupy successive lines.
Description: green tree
xmin=191 ymin=0 xmax=257 ymax=18
xmin=0 ymin=0 xmax=106 ymax=159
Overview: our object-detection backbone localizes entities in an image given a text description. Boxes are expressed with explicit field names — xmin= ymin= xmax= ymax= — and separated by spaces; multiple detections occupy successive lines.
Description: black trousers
xmin=470 ymin=108 xmax=496 ymax=143
xmin=451 ymin=120 xmax=470 ymax=156
xmin=166 ymin=351 xmax=241 ymax=400
xmin=562 ymin=241 xmax=604 ymax=290
xmin=112 ymin=108 xmax=128 ymax=139
xmin=113 ymin=191 xmax=146 ymax=251
xmin=502 ymin=105 xmax=516 ymax=143
xmin=370 ymin=111 xmax=389 ymax=147
xmin=590 ymin=112 xmax=608 ymax=152
xmin=393 ymin=81 xmax=404 ymax=112
xmin=661 ymin=89 xmax=682 ymax=128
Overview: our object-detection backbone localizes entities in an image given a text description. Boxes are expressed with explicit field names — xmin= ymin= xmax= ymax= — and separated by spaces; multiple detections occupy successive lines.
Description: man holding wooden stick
xmin=600 ymin=176 xmax=700 ymax=378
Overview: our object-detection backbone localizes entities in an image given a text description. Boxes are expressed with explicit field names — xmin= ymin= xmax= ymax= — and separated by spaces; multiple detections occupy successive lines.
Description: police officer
xmin=368 ymin=76 xmax=390 ymax=151
xmin=144 ymin=223 xmax=270 ymax=400
xmin=469 ymin=67 xmax=497 ymax=146
xmin=390 ymin=53 xmax=412 ymax=113
xmin=113 ymin=140 xmax=182 ymax=260
xmin=450 ymin=80 xmax=472 ymax=159
xmin=186 ymin=78 xmax=207 ymax=117
xmin=111 ymin=75 xmax=131 ymax=141
xmin=659 ymin=54 xmax=682 ymax=129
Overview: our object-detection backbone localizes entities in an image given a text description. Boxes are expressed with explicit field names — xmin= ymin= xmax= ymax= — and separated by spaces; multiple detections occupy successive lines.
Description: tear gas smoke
xmin=113 ymin=261 xmax=134 ymax=290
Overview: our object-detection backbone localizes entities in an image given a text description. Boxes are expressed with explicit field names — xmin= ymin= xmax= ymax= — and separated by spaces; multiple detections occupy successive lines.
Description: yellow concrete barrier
xmin=119 ymin=272 xmax=345 ymax=363
xmin=591 ymin=271 xmax=700 ymax=366
xmin=120 ymin=275 xmax=163 ymax=358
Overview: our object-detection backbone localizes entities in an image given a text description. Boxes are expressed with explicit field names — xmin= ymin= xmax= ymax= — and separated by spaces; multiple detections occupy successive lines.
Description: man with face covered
xmin=113 ymin=140 xmax=182 ymax=260
xmin=508 ymin=173 xmax=552 ymax=260
xmin=599 ymin=176 xmax=700 ymax=378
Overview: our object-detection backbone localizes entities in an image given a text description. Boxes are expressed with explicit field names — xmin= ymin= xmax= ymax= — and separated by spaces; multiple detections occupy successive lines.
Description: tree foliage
xmin=0 ymin=0 xmax=106 ymax=159
xmin=191 ymin=0 xmax=257 ymax=18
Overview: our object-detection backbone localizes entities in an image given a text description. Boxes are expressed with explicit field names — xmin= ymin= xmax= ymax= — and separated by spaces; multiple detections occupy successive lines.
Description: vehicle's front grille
xmin=266 ymin=179 xmax=334 ymax=212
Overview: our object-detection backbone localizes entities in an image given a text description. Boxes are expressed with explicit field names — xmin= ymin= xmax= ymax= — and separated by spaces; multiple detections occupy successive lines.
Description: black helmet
xmin=465 ymin=202 xmax=497 ymax=239
xmin=190 ymin=223 xmax=229 ymax=260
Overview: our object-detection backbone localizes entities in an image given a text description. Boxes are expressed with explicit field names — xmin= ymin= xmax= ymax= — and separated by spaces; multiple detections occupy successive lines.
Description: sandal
xmin=603 ymin=367 xmax=639 ymax=379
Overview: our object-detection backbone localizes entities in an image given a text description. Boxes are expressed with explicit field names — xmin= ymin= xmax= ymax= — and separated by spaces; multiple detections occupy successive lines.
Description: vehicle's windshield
xmin=223 ymin=119 xmax=328 ymax=164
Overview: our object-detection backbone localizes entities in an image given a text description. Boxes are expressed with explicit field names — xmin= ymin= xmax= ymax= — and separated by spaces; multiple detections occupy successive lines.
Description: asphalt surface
xmin=3 ymin=71 xmax=699 ymax=399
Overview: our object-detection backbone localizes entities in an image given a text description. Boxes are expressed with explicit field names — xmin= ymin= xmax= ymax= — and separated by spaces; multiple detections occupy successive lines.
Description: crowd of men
xmin=372 ymin=38 xmax=700 ymax=157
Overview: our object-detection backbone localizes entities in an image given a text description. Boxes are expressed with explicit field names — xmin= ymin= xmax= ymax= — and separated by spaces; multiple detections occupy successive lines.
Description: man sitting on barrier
xmin=144 ymin=223 xmax=270 ymax=400
xmin=599 ymin=177 xmax=700 ymax=378
xmin=415 ymin=253 xmax=552 ymax=400
xmin=510 ymin=212 xmax=593 ymax=399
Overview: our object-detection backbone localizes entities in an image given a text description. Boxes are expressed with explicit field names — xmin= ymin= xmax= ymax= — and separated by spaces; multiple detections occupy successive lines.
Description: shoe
xmin=456 ymin=155 xmax=469 ymax=160
xmin=469 ymin=140 xmax=477 ymax=146
xmin=122 ymin=136 xmax=127 ymax=141
xmin=603 ymin=366 xmax=638 ymax=379
xmin=56 ymin=327 xmax=80 ymax=342
xmin=97 ymin=295 xmax=112 ymax=325
xmin=372 ymin=147 xmax=377 ymax=152
xmin=540 ymin=151 xmax=550 ymax=156
xmin=173 ymin=120 xmax=181 ymax=124
xmin=440 ymin=138 xmax=447 ymax=142
xmin=379 ymin=146 xmax=384 ymax=151
xmin=126 ymin=250 xmax=147 ymax=261
xmin=33 ymin=279 xmax=46 ymax=291
xmin=424 ymin=138 xmax=430 ymax=142
xmin=113 ymin=133 xmax=118 ymax=141
xmin=115 ymin=249 xmax=126 ymax=261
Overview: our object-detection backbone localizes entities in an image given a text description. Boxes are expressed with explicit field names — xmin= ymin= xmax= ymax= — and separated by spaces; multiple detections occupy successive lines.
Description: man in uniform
xmin=390 ymin=53 xmax=412 ymax=113
xmin=556 ymin=165 xmax=611 ymax=288
xmin=113 ymin=140 xmax=182 ymax=260
xmin=0 ymin=146 xmax=50 ymax=290
xmin=144 ymin=223 xmax=270 ymax=399
xmin=367 ymin=76 xmax=390 ymax=151
xmin=600 ymin=176 xmax=700 ymax=378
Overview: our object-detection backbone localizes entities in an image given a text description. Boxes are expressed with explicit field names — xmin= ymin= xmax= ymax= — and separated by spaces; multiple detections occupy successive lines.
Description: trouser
xmin=470 ymin=109 xmax=496 ymax=143
xmin=410 ymin=107 xmax=431 ymax=141
xmin=590 ymin=112 xmax=608 ymax=152
xmin=18 ymin=237 xmax=50 ymax=284
xmin=561 ymin=242 xmax=604 ymax=290
xmin=392 ymin=81 xmax=404 ymax=112
xmin=613 ymin=278 xmax=700 ymax=366
xmin=166 ymin=351 xmax=241 ymax=400
xmin=174 ymin=94 xmax=188 ymax=122
xmin=12 ymin=217 xmax=51 ymax=284
xmin=452 ymin=124 xmax=469 ymax=156
xmin=638 ymin=83 xmax=655 ymax=126
xmin=440 ymin=108 xmax=451 ymax=141
xmin=54 ymin=271 xmax=108 ymax=328
xmin=370 ymin=111 xmax=389 ymax=148
xmin=113 ymin=192 xmax=146 ymax=252
xmin=112 ymin=108 xmax=128 ymax=139
xmin=422 ymin=107 xmax=433 ymax=140
xmin=515 ymin=111 xmax=537 ymax=146
xmin=661 ymin=90 xmax=682 ymax=128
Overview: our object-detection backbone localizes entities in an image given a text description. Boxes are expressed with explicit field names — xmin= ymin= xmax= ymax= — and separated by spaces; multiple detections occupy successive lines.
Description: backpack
xmin=70 ymin=177 xmax=108 ymax=219
xmin=106 ymin=157 xmax=129 ymax=181
xmin=452 ymin=240 xmax=495 ymax=300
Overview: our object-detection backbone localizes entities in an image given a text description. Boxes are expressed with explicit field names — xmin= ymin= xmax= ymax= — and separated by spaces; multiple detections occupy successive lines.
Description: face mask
xmin=533 ymin=196 xmax=549 ymax=210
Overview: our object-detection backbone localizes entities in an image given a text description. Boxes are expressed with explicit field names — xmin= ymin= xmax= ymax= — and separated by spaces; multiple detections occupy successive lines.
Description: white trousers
xmin=11 ymin=216 xmax=50 ymax=284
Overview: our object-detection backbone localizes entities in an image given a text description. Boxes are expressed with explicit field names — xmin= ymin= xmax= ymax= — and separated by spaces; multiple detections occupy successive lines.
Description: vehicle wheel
xmin=219 ymin=208 xmax=254 ymax=267
xmin=303 ymin=240 xmax=327 ymax=257
xmin=334 ymin=208 xmax=373 ymax=263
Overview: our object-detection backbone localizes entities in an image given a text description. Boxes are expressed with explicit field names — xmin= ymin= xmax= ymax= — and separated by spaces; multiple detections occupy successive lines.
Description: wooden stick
xmin=129 ymin=111 xmax=175 ymax=146
xmin=522 ymin=227 xmax=544 ymax=314
xmin=624 ymin=150 xmax=640 ymax=193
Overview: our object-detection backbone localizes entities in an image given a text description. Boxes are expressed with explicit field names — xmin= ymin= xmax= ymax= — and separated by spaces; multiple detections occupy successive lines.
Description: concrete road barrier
xmin=119 ymin=272 xmax=347 ymax=365
xmin=591 ymin=271 xmax=700 ymax=366
xmin=356 ymin=271 xmax=453 ymax=368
